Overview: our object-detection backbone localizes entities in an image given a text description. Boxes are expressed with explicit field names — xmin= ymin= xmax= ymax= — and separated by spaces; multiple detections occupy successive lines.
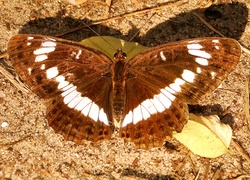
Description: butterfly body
xmin=7 ymin=34 xmax=241 ymax=149
xmin=112 ymin=49 xmax=127 ymax=123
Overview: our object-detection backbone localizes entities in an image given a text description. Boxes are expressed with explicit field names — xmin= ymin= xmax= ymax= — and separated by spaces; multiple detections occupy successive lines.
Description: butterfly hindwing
xmin=8 ymin=34 xmax=114 ymax=143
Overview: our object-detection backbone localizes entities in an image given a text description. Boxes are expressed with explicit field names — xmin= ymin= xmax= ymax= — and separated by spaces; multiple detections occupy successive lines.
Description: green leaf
xmin=173 ymin=113 xmax=233 ymax=158
xmin=80 ymin=36 xmax=149 ymax=60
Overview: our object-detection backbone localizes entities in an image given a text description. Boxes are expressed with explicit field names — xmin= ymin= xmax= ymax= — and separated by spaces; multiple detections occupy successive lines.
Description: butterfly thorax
xmin=112 ymin=49 xmax=127 ymax=126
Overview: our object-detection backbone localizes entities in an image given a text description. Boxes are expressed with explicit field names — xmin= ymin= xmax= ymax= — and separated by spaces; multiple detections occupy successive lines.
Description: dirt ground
xmin=0 ymin=0 xmax=250 ymax=179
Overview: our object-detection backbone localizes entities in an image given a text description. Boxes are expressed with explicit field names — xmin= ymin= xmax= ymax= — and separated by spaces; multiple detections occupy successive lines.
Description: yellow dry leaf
xmin=173 ymin=113 xmax=233 ymax=158
xmin=80 ymin=36 xmax=149 ymax=60
xmin=190 ymin=113 xmax=232 ymax=147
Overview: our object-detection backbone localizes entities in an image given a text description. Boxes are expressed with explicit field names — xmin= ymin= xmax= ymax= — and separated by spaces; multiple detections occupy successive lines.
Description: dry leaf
xmin=80 ymin=36 xmax=149 ymax=60
xmin=173 ymin=113 xmax=233 ymax=158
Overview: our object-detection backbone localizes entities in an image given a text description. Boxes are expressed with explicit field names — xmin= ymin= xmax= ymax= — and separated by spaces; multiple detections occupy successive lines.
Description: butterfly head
xmin=114 ymin=48 xmax=127 ymax=62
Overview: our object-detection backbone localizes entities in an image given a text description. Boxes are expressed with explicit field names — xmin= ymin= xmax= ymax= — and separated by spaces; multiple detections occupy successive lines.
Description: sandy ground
xmin=0 ymin=0 xmax=250 ymax=179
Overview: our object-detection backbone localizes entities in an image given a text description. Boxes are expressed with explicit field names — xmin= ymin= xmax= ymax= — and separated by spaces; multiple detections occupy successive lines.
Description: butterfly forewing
xmin=127 ymin=38 xmax=241 ymax=104
xmin=8 ymin=34 xmax=114 ymax=143
xmin=120 ymin=37 xmax=241 ymax=148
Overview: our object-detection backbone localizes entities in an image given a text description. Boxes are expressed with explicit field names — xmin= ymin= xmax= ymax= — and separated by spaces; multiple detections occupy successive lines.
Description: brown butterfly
xmin=7 ymin=34 xmax=241 ymax=149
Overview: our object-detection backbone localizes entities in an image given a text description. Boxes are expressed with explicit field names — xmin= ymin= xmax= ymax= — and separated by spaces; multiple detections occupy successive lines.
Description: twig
xmin=176 ymin=150 xmax=192 ymax=174
xmin=103 ymin=0 xmax=112 ymax=19
xmin=211 ymin=169 xmax=221 ymax=180
xmin=0 ymin=64 xmax=29 ymax=94
xmin=234 ymin=174 xmax=250 ymax=180
xmin=56 ymin=0 xmax=188 ymax=37
xmin=192 ymin=12 xmax=225 ymax=37
xmin=245 ymin=79 xmax=250 ymax=130
xmin=0 ymin=52 xmax=8 ymax=59
xmin=193 ymin=11 xmax=250 ymax=56
xmin=231 ymin=139 xmax=250 ymax=163
xmin=204 ymin=158 xmax=210 ymax=180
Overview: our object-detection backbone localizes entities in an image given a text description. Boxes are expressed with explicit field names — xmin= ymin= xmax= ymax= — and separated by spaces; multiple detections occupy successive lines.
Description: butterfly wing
xmin=8 ymin=34 xmax=114 ymax=144
xmin=120 ymin=37 xmax=241 ymax=148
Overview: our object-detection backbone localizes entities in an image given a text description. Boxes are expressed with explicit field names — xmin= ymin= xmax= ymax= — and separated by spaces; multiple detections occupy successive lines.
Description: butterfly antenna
xmin=128 ymin=12 xmax=156 ymax=42
xmin=83 ymin=22 xmax=117 ymax=51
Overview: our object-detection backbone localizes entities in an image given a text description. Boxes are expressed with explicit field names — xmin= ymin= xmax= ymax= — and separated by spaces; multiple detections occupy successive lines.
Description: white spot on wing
xmin=35 ymin=54 xmax=48 ymax=62
xmin=141 ymin=99 xmax=157 ymax=115
xmin=122 ymin=90 xmax=175 ymax=126
xmin=165 ymin=87 xmax=176 ymax=94
xmin=34 ymin=47 xmax=55 ymax=55
xmin=45 ymin=37 xmax=56 ymax=41
xmin=160 ymin=51 xmax=166 ymax=61
xmin=88 ymin=103 xmax=99 ymax=121
xmin=141 ymin=105 xmax=150 ymax=120
xmin=56 ymin=75 xmax=65 ymax=83
xmin=61 ymin=85 xmax=76 ymax=97
xmin=68 ymin=93 xmax=82 ymax=108
xmin=133 ymin=105 xmax=143 ymax=124
xmin=63 ymin=89 xmax=80 ymax=104
xmin=59 ymin=81 xmax=69 ymax=89
xmin=99 ymin=108 xmax=108 ymax=125
xmin=76 ymin=50 xmax=82 ymax=59
xmin=195 ymin=57 xmax=209 ymax=66
xmin=196 ymin=67 xmax=202 ymax=73
xmin=62 ymin=84 xmax=73 ymax=92
xmin=27 ymin=37 xmax=34 ymax=40
xmin=188 ymin=49 xmax=211 ymax=59
xmin=28 ymin=67 xmax=32 ymax=75
xmin=182 ymin=70 xmax=195 ymax=82
xmin=27 ymin=42 xmax=31 ymax=46
xmin=212 ymin=39 xmax=219 ymax=43
xmin=187 ymin=40 xmax=198 ymax=43
xmin=81 ymin=103 xmax=91 ymax=116
xmin=169 ymin=78 xmax=185 ymax=92
xmin=123 ymin=111 xmax=133 ymax=127
xmin=161 ymin=88 xmax=175 ymax=101
xmin=211 ymin=71 xmax=216 ymax=79
xmin=155 ymin=92 xmax=172 ymax=108
xmin=75 ymin=97 xmax=91 ymax=111
xmin=187 ymin=43 xmax=203 ymax=49
xmin=46 ymin=67 xmax=58 ymax=79
xmin=40 ymin=64 xmax=45 ymax=70
xmin=56 ymin=75 xmax=70 ymax=89
xmin=151 ymin=96 xmax=165 ymax=112
xmin=54 ymin=75 xmax=109 ymax=125
xmin=41 ymin=41 xmax=57 ymax=47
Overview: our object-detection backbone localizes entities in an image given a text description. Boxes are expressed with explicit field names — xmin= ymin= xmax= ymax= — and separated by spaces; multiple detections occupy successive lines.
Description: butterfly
xmin=7 ymin=34 xmax=241 ymax=149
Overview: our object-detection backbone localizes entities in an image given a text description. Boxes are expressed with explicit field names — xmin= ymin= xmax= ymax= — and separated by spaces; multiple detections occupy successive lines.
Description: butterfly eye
xmin=113 ymin=52 xmax=118 ymax=58
xmin=122 ymin=52 xmax=127 ymax=59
